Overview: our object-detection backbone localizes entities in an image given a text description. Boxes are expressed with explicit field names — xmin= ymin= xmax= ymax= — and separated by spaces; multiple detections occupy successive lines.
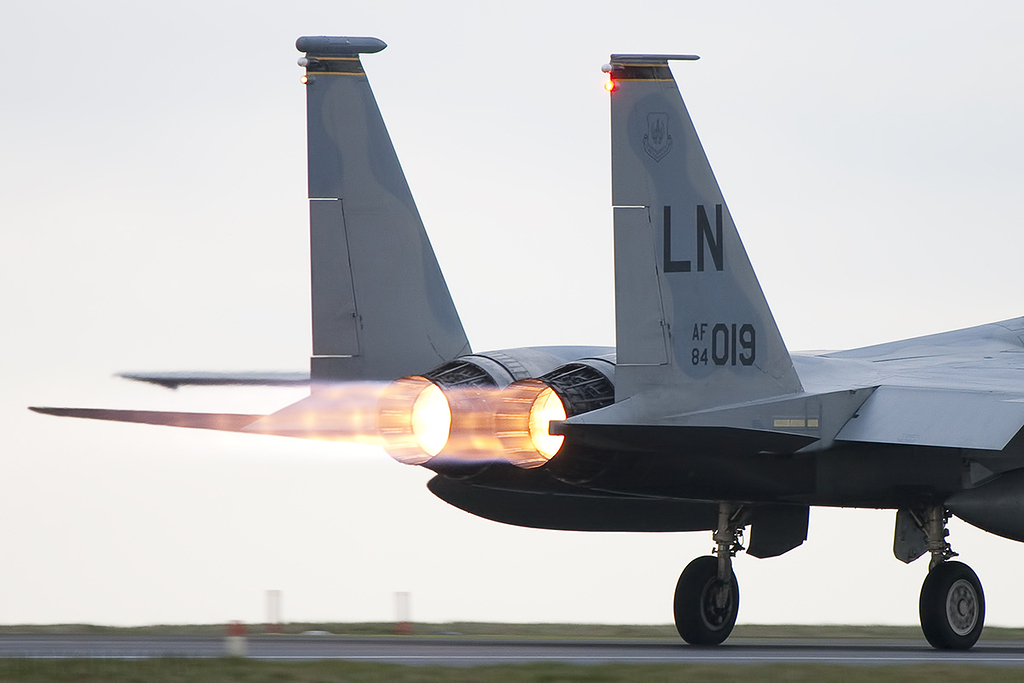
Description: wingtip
xmin=29 ymin=406 xmax=59 ymax=416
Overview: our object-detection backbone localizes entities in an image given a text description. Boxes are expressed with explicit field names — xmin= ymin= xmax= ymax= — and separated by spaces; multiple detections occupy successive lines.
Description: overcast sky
xmin=3 ymin=1 xmax=1024 ymax=628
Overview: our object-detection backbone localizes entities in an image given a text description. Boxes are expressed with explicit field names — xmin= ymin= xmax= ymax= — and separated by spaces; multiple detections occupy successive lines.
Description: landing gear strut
xmin=674 ymin=503 xmax=743 ymax=645
xmin=916 ymin=506 xmax=985 ymax=650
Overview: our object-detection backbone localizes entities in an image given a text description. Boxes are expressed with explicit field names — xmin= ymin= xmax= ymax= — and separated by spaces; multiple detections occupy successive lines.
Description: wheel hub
xmin=946 ymin=579 xmax=978 ymax=636
xmin=700 ymin=580 xmax=733 ymax=631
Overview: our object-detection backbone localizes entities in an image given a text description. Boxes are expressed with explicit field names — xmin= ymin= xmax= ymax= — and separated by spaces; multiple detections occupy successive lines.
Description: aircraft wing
xmin=118 ymin=371 xmax=310 ymax=389
xmin=834 ymin=386 xmax=1024 ymax=451
xmin=793 ymin=317 xmax=1024 ymax=451
xmin=823 ymin=317 xmax=1024 ymax=362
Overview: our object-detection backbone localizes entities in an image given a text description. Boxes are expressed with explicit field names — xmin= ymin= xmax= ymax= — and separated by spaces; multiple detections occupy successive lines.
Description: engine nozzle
xmin=377 ymin=376 xmax=451 ymax=464
xmin=495 ymin=379 xmax=567 ymax=468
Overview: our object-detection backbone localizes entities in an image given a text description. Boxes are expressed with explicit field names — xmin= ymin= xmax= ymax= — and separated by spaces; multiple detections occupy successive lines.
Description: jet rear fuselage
xmin=451 ymin=438 xmax=967 ymax=511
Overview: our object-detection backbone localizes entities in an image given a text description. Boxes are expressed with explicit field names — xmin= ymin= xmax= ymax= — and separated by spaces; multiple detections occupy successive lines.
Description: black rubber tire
xmin=919 ymin=560 xmax=985 ymax=650
xmin=673 ymin=555 xmax=739 ymax=645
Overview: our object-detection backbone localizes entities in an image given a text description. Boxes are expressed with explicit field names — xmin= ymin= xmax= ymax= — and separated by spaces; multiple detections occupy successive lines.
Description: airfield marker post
xmin=225 ymin=620 xmax=247 ymax=657
xmin=395 ymin=591 xmax=412 ymax=635
xmin=266 ymin=589 xmax=282 ymax=634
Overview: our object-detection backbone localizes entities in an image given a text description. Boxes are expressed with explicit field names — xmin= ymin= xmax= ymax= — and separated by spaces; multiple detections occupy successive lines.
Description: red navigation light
xmin=604 ymin=78 xmax=616 ymax=92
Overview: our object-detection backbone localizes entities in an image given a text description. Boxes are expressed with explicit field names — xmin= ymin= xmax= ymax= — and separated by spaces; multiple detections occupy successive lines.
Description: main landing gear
xmin=674 ymin=503 xmax=743 ymax=645
xmin=673 ymin=503 xmax=986 ymax=650
xmin=915 ymin=506 xmax=985 ymax=650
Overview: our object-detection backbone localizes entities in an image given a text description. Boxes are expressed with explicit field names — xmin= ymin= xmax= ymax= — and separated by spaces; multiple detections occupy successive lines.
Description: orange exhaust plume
xmin=377 ymin=378 xmax=508 ymax=465
xmin=377 ymin=376 xmax=450 ymax=464
xmin=244 ymin=382 xmax=390 ymax=446
xmin=250 ymin=376 xmax=570 ymax=469
xmin=495 ymin=379 xmax=567 ymax=468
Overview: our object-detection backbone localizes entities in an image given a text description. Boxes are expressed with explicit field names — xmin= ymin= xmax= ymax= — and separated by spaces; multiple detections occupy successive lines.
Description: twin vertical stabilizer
xmin=298 ymin=36 xmax=471 ymax=384
xmin=297 ymin=38 xmax=800 ymax=412
xmin=607 ymin=55 xmax=802 ymax=412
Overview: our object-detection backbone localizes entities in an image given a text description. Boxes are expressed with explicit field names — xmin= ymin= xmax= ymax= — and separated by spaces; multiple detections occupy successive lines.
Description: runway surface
xmin=1 ymin=634 xmax=1024 ymax=666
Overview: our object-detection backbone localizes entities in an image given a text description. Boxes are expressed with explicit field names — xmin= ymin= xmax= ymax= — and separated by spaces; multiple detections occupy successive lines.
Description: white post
xmin=225 ymin=621 xmax=247 ymax=657
xmin=266 ymin=589 xmax=282 ymax=634
xmin=395 ymin=591 xmax=411 ymax=635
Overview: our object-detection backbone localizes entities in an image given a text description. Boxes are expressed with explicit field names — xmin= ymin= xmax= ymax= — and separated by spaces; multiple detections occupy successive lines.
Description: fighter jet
xmin=32 ymin=36 xmax=1024 ymax=650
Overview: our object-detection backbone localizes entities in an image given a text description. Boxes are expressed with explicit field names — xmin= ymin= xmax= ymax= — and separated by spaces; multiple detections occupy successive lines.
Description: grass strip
xmin=0 ymin=622 xmax=1022 ymax=641
xmin=0 ymin=660 xmax=1020 ymax=683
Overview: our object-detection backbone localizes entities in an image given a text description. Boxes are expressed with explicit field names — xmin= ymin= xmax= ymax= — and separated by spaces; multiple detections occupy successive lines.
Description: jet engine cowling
xmin=377 ymin=347 xmax=613 ymax=468
xmin=495 ymin=359 xmax=616 ymax=468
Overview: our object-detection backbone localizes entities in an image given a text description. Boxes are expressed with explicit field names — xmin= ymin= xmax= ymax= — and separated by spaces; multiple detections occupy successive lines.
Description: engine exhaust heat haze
xmin=246 ymin=376 xmax=575 ymax=469
xmin=377 ymin=377 xmax=568 ymax=468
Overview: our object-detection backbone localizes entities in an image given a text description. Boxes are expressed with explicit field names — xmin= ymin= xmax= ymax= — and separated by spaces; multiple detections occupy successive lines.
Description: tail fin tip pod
xmin=295 ymin=36 xmax=387 ymax=55
xmin=607 ymin=53 xmax=802 ymax=412
xmin=298 ymin=36 xmax=471 ymax=385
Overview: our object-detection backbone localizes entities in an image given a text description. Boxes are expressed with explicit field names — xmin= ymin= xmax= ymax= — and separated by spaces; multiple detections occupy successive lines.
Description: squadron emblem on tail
xmin=643 ymin=112 xmax=673 ymax=161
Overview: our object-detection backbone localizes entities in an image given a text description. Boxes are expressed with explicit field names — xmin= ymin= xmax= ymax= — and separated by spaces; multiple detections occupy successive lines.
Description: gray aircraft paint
xmin=29 ymin=39 xmax=1024 ymax=548
xmin=605 ymin=55 xmax=802 ymax=413
xmin=300 ymin=36 xmax=470 ymax=383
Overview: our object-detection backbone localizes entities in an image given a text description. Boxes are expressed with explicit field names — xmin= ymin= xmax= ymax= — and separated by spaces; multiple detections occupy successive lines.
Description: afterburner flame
xmin=377 ymin=376 xmax=570 ymax=468
xmin=410 ymin=382 xmax=451 ymax=457
xmin=440 ymin=388 xmax=504 ymax=462
xmin=529 ymin=386 xmax=566 ymax=459
xmin=495 ymin=379 xmax=567 ymax=468
xmin=377 ymin=376 xmax=451 ymax=464
xmin=245 ymin=382 xmax=389 ymax=445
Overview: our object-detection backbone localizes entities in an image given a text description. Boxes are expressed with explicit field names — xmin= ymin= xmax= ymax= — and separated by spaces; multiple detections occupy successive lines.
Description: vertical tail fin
xmin=298 ymin=36 xmax=471 ymax=383
xmin=607 ymin=54 xmax=801 ymax=411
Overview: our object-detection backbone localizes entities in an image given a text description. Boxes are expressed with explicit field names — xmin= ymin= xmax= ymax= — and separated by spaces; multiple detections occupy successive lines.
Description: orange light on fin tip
xmin=300 ymin=75 xmax=309 ymax=85
xmin=604 ymin=78 xmax=615 ymax=92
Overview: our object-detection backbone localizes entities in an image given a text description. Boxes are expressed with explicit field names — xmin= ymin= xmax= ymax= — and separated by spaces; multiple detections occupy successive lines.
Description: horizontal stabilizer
xmin=118 ymin=371 xmax=310 ymax=389
xmin=29 ymin=407 xmax=263 ymax=433
xmin=242 ymin=383 xmax=385 ymax=444
xmin=555 ymin=422 xmax=815 ymax=454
